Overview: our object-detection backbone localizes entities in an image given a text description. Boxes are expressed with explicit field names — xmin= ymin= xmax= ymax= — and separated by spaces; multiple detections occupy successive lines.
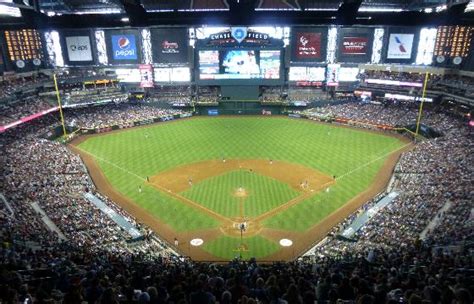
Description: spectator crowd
xmin=0 ymin=97 xmax=472 ymax=303
xmin=64 ymin=103 xmax=189 ymax=130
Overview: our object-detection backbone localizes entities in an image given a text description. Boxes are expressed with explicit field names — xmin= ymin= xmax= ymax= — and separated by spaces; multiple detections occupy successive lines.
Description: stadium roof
xmin=0 ymin=0 xmax=472 ymax=28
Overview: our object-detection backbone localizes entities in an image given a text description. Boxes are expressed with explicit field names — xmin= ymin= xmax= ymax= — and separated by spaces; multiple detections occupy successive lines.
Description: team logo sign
xmin=112 ymin=35 xmax=137 ymax=60
xmin=231 ymin=27 xmax=248 ymax=43
xmin=387 ymin=34 xmax=414 ymax=59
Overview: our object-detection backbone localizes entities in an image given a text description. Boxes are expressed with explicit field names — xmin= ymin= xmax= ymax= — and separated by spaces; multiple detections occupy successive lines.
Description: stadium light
xmin=416 ymin=28 xmax=437 ymax=65
xmin=0 ymin=0 xmax=21 ymax=17
xmin=359 ymin=7 xmax=403 ymax=12
xmin=436 ymin=5 xmax=447 ymax=12
xmin=465 ymin=1 xmax=474 ymax=12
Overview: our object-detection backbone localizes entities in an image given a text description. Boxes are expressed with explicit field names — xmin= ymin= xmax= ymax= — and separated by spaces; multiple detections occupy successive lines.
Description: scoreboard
xmin=4 ymin=29 xmax=44 ymax=62
xmin=434 ymin=26 xmax=473 ymax=60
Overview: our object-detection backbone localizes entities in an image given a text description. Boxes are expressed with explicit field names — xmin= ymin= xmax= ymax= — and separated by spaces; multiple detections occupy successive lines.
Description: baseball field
xmin=71 ymin=116 xmax=410 ymax=261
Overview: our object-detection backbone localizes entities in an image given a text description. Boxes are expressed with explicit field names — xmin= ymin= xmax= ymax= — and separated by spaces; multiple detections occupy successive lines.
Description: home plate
xmin=279 ymin=239 xmax=293 ymax=247
xmin=190 ymin=238 xmax=204 ymax=246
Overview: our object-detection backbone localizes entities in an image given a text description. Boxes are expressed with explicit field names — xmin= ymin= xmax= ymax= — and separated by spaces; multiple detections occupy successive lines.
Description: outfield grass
xmin=77 ymin=117 xmax=406 ymax=258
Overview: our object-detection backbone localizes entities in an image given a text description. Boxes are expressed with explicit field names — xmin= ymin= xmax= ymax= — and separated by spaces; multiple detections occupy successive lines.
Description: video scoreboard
xmin=198 ymin=49 xmax=281 ymax=80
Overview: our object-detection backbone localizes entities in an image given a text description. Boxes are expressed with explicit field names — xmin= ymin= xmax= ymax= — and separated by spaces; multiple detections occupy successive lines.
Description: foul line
xmin=72 ymin=145 xmax=231 ymax=222
xmin=73 ymin=145 xmax=146 ymax=182
xmin=336 ymin=142 xmax=412 ymax=181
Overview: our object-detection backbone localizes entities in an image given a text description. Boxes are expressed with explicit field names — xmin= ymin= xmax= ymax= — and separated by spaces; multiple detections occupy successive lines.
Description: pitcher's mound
xmin=233 ymin=187 xmax=248 ymax=198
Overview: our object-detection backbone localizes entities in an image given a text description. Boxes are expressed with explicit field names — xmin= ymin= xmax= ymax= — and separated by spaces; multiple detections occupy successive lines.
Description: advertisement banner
xmin=111 ymin=34 xmax=138 ymax=60
xmin=294 ymin=32 xmax=321 ymax=59
xmin=65 ymin=36 xmax=93 ymax=62
xmin=0 ymin=107 xmax=58 ymax=133
xmin=139 ymin=64 xmax=154 ymax=88
xmin=342 ymin=37 xmax=369 ymax=55
xmin=151 ymin=28 xmax=189 ymax=64
xmin=387 ymin=34 xmax=414 ymax=59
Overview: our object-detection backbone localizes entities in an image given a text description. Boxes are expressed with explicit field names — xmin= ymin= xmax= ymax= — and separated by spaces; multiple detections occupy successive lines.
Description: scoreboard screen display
xmin=198 ymin=49 xmax=281 ymax=80
xmin=222 ymin=50 xmax=260 ymax=76
xmin=4 ymin=29 xmax=44 ymax=62
xmin=338 ymin=67 xmax=359 ymax=82
xmin=434 ymin=26 xmax=473 ymax=58
xmin=259 ymin=50 xmax=280 ymax=79
xmin=289 ymin=67 xmax=325 ymax=81
xmin=199 ymin=50 xmax=220 ymax=75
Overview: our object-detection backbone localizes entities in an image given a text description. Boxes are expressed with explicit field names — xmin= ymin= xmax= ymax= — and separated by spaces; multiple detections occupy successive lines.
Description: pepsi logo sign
xmin=118 ymin=37 xmax=130 ymax=49
xmin=112 ymin=34 xmax=137 ymax=60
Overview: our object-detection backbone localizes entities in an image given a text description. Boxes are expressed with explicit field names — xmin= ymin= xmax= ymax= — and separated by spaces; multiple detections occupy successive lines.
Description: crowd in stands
xmin=359 ymin=70 xmax=429 ymax=83
xmin=64 ymin=103 xmax=190 ymax=129
xmin=0 ymin=73 xmax=50 ymax=100
xmin=1 ymin=95 xmax=472 ymax=303
xmin=150 ymin=86 xmax=192 ymax=105
xmin=63 ymin=87 xmax=127 ymax=106
xmin=0 ymin=97 xmax=54 ymax=126
xmin=287 ymin=87 xmax=327 ymax=103
xmin=359 ymin=70 xmax=474 ymax=99
xmin=429 ymin=75 xmax=474 ymax=98
xmin=307 ymin=101 xmax=420 ymax=126
xmin=260 ymin=87 xmax=284 ymax=104
xmin=196 ymin=86 xmax=220 ymax=104
xmin=55 ymin=69 xmax=108 ymax=80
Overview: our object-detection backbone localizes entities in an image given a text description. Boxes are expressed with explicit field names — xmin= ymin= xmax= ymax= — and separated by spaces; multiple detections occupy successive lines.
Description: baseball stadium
xmin=1 ymin=1 xmax=473 ymax=303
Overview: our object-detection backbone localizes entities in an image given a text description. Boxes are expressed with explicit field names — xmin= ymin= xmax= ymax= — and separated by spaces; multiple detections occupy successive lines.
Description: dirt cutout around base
xmin=233 ymin=188 xmax=248 ymax=198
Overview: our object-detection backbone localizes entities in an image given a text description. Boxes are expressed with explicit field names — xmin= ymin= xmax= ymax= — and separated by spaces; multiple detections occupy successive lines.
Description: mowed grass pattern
xmin=77 ymin=117 xmax=406 ymax=257
xmin=181 ymin=170 xmax=300 ymax=218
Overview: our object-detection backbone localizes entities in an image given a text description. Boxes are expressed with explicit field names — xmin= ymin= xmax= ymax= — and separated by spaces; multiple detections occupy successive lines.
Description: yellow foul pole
xmin=53 ymin=74 xmax=67 ymax=137
xmin=415 ymin=72 xmax=429 ymax=137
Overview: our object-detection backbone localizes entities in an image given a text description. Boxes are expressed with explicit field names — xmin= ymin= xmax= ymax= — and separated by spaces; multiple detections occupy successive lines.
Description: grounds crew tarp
xmin=84 ymin=192 xmax=142 ymax=239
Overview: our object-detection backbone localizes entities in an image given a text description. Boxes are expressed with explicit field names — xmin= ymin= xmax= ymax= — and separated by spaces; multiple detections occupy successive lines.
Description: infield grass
xmin=181 ymin=170 xmax=300 ymax=218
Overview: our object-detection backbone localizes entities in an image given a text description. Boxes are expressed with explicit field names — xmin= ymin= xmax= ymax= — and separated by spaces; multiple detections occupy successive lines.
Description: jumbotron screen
xmin=198 ymin=49 xmax=281 ymax=80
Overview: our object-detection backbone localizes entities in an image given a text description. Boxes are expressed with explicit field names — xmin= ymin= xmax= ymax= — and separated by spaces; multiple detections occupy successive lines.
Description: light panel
xmin=371 ymin=28 xmax=384 ymax=64
xmin=416 ymin=28 xmax=437 ymax=65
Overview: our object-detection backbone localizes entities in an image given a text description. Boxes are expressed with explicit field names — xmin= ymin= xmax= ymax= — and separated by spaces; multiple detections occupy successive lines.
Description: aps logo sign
xmin=112 ymin=35 xmax=137 ymax=60
xmin=65 ymin=36 xmax=93 ymax=62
